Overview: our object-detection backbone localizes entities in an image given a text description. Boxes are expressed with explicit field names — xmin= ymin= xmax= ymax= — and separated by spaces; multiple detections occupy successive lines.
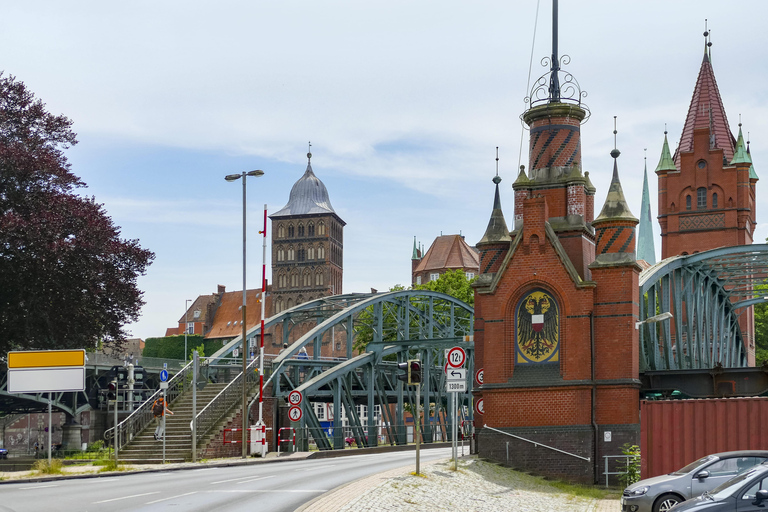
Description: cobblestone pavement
xmin=299 ymin=456 xmax=620 ymax=512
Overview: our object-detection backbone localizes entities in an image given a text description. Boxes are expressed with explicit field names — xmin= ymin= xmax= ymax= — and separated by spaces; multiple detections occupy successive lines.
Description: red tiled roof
xmin=674 ymin=53 xmax=735 ymax=168
xmin=204 ymin=289 xmax=272 ymax=340
xmin=414 ymin=235 xmax=480 ymax=274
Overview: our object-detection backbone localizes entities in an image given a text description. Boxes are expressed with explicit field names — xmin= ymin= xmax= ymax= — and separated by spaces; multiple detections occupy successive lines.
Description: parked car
xmin=622 ymin=451 xmax=768 ymax=512
xmin=0 ymin=448 xmax=7 ymax=459
xmin=668 ymin=462 xmax=768 ymax=511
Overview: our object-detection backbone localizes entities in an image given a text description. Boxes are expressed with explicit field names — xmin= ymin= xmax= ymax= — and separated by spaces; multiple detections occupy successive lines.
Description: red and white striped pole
xmin=258 ymin=204 xmax=267 ymax=456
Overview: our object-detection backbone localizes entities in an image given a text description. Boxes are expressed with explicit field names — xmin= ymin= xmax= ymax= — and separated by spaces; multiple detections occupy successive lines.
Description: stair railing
xmin=105 ymin=360 xmax=194 ymax=451
xmin=193 ymin=356 xmax=261 ymax=447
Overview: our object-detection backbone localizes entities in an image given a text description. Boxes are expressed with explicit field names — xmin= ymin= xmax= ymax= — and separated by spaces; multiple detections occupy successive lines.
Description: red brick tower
xmin=656 ymin=35 xmax=757 ymax=258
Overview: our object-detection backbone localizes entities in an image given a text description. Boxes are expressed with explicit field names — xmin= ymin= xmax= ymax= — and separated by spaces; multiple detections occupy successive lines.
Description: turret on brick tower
xmin=656 ymin=32 xmax=757 ymax=258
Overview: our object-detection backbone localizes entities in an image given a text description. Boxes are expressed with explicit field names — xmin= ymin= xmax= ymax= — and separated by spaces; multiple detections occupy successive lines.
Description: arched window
xmin=318 ymin=222 xmax=326 ymax=235
xmin=291 ymin=272 xmax=298 ymax=287
xmin=287 ymin=298 xmax=294 ymax=309
xmin=277 ymin=247 xmax=284 ymax=262
xmin=697 ymin=187 xmax=706 ymax=209
xmin=288 ymin=224 xmax=295 ymax=237
xmin=686 ymin=195 xmax=692 ymax=210
xmin=297 ymin=247 xmax=306 ymax=262
xmin=298 ymin=224 xmax=305 ymax=237
xmin=712 ymin=193 xmax=718 ymax=208
xmin=308 ymin=245 xmax=315 ymax=260
xmin=287 ymin=246 xmax=295 ymax=261
xmin=278 ymin=224 xmax=285 ymax=238
xmin=308 ymin=223 xmax=315 ymax=236
xmin=278 ymin=273 xmax=287 ymax=288
xmin=276 ymin=299 xmax=283 ymax=313
xmin=303 ymin=271 xmax=311 ymax=287
xmin=318 ymin=245 xmax=326 ymax=259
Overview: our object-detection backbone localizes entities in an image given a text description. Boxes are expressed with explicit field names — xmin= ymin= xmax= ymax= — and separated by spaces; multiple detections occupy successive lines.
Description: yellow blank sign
xmin=8 ymin=349 xmax=86 ymax=368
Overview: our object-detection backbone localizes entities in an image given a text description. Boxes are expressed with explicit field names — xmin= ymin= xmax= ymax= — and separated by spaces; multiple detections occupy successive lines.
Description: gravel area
xmin=337 ymin=457 xmax=599 ymax=512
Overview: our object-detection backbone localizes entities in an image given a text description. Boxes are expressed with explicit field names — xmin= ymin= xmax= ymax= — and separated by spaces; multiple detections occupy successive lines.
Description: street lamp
xmin=635 ymin=311 xmax=673 ymax=330
xmin=184 ymin=299 xmax=191 ymax=362
xmin=225 ymin=169 xmax=265 ymax=458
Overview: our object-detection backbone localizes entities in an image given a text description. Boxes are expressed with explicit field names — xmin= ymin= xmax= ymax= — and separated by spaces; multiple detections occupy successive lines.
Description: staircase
xmin=118 ymin=382 xmax=230 ymax=463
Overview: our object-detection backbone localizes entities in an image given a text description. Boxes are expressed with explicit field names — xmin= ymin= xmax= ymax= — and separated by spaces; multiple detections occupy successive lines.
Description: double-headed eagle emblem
xmin=516 ymin=290 xmax=559 ymax=363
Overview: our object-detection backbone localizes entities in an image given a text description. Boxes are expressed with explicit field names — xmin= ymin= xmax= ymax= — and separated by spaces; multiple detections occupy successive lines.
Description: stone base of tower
xmin=477 ymin=423 xmax=639 ymax=485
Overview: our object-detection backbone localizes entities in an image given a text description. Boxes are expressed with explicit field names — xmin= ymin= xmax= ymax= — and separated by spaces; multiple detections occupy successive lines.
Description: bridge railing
xmin=105 ymin=359 xmax=194 ymax=450
xmin=193 ymin=356 xmax=262 ymax=448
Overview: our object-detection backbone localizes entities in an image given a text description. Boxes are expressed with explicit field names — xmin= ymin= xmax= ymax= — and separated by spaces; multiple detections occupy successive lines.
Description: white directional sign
xmin=446 ymin=380 xmax=467 ymax=393
xmin=446 ymin=368 xmax=466 ymax=381
xmin=288 ymin=405 xmax=303 ymax=422
xmin=7 ymin=350 xmax=86 ymax=394
xmin=447 ymin=346 xmax=466 ymax=368
xmin=288 ymin=390 xmax=303 ymax=406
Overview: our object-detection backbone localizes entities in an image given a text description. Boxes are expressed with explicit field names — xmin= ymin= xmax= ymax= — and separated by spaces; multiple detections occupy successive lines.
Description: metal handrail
xmin=105 ymin=360 xmax=194 ymax=450
xmin=193 ymin=356 xmax=260 ymax=447
xmin=483 ymin=424 xmax=591 ymax=461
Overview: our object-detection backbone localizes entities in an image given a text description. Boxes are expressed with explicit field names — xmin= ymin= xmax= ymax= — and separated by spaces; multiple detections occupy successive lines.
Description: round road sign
xmin=288 ymin=390 xmax=303 ymax=406
xmin=447 ymin=346 xmax=466 ymax=368
xmin=159 ymin=369 xmax=169 ymax=382
xmin=288 ymin=405 xmax=303 ymax=422
xmin=475 ymin=368 xmax=484 ymax=386
xmin=475 ymin=398 xmax=484 ymax=416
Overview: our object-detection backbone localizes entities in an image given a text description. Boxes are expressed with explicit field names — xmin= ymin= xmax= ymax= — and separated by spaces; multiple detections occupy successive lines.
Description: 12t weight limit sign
xmin=447 ymin=347 xmax=466 ymax=368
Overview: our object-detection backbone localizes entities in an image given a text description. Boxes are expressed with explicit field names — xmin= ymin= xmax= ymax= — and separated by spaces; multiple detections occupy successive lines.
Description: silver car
xmin=621 ymin=451 xmax=768 ymax=512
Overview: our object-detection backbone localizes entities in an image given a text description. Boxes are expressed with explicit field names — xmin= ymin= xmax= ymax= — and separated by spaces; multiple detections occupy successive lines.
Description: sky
xmin=1 ymin=1 xmax=767 ymax=341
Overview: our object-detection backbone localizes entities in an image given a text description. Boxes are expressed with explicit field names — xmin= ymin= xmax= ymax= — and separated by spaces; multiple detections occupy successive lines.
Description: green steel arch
xmin=638 ymin=244 xmax=768 ymax=371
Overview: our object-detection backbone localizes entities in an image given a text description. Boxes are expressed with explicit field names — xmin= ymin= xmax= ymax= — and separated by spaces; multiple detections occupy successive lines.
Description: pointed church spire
xmin=655 ymin=130 xmax=677 ymax=172
xmin=731 ymin=123 xmax=751 ymax=165
xmin=412 ymin=236 xmax=420 ymax=260
xmin=674 ymin=26 xmax=735 ymax=167
xmin=479 ymin=147 xmax=511 ymax=245
xmin=637 ymin=150 xmax=657 ymax=264
xmin=595 ymin=118 xmax=637 ymax=222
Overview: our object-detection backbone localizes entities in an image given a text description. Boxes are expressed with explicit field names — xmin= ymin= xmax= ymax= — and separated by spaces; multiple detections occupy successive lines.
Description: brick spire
xmin=673 ymin=37 xmax=736 ymax=168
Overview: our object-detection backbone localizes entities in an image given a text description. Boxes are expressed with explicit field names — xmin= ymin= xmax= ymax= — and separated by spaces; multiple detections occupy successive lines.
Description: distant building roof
xmin=204 ymin=288 xmax=271 ymax=340
xmin=270 ymin=159 xmax=341 ymax=220
xmin=413 ymin=235 xmax=480 ymax=274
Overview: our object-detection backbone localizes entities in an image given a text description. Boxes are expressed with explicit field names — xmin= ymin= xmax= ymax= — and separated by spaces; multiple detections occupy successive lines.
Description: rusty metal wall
xmin=641 ymin=397 xmax=768 ymax=478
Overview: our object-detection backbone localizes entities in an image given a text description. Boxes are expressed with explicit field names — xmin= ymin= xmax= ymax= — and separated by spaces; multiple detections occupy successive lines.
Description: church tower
xmin=656 ymin=31 xmax=758 ymax=258
xmin=270 ymin=149 xmax=345 ymax=314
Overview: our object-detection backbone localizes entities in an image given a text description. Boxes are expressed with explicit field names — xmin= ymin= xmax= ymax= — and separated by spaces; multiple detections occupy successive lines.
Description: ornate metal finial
xmin=610 ymin=116 xmax=621 ymax=159
xmin=524 ymin=0 xmax=589 ymax=117
xmin=307 ymin=141 xmax=312 ymax=162
xmin=493 ymin=146 xmax=501 ymax=183
xmin=664 ymin=123 xmax=668 ymax=136
xmin=644 ymin=148 xmax=647 ymax=163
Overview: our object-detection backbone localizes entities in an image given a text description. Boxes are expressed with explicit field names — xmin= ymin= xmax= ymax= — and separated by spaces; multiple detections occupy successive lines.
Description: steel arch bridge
xmin=638 ymin=244 xmax=768 ymax=372
xmin=210 ymin=289 xmax=475 ymax=450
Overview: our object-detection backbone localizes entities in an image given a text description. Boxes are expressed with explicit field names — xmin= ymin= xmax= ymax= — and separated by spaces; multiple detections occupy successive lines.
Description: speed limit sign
xmin=475 ymin=398 xmax=484 ymax=416
xmin=288 ymin=390 xmax=303 ymax=406
xmin=475 ymin=368 xmax=484 ymax=386
xmin=288 ymin=405 xmax=303 ymax=422
xmin=447 ymin=346 xmax=466 ymax=368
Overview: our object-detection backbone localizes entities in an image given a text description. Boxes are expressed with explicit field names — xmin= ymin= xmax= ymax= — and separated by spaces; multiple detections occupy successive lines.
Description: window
xmin=697 ymin=187 xmax=707 ymax=209
xmin=713 ymin=193 xmax=718 ymax=208
xmin=686 ymin=195 xmax=692 ymax=210
xmin=303 ymin=272 xmax=310 ymax=287
xmin=318 ymin=245 xmax=325 ymax=259
xmin=317 ymin=404 xmax=325 ymax=420
xmin=465 ymin=272 xmax=475 ymax=280
xmin=318 ymin=222 xmax=326 ymax=235
xmin=742 ymin=477 xmax=767 ymax=500
xmin=430 ymin=273 xmax=439 ymax=282
xmin=308 ymin=246 xmax=315 ymax=260
xmin=288 ymin=225 xmax=295 ymax=237
xmin=298 ymin=249 xmax=306 ymax=262
xmin=308 ymin=223 xmax=315 ymax=236
xmin=278 ymin=274 xmax=286 ymax=288
xmin=278 ymin=224 xmax=285 ymax=238
xmin=288 ymin=247 xmax=295 ymax=261
xmin=298 ymin=224 xmax=305 ymax=237
xmin=186 ymin=322 xmax=194 ymax=334
xmin=277 ymin=248 xmax=284 ymax=261
xmin=315 ymin=272 xmax=324 ymax=286
xmin=697 ymin=160 xmax=707 ymax=170
xmin=416 ymin=276 xmax=422 ymax=285
xmin=291 ymin=273 xmax=298 ymax=287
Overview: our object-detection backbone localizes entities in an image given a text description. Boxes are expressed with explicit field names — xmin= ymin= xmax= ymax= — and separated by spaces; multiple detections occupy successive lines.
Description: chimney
xmin=217 ymin=284 xmax=226 ymax=294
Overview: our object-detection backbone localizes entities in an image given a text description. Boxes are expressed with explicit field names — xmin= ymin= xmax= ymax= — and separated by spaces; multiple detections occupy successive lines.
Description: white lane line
xmin=146 ymin=491 xmax=198 ymax=504
xmin=19 ymin=484 xmax=59 ymax=489
xmin=211 ymin=475 xmax=264 ymax=484
xmin=208 ymin=489 xmax=328 ymax=493
xmin=93 ymin=491 xmax=160 ymax=503
xmin=192 ymin=467 xmax=218 ymax=472
xmin=294 ymin=464 xmax=336 ymax=472
xmin=237 ymin=475 xmax=276 ymax=484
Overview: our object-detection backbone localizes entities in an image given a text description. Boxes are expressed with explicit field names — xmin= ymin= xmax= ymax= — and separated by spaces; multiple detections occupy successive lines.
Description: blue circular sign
xmin=160 ymin=369 xmax=169 ymax=382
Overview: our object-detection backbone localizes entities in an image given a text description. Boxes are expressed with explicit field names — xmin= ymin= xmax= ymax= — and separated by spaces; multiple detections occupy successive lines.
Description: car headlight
xmin=627 ymin=486 xmax=650 ymax=496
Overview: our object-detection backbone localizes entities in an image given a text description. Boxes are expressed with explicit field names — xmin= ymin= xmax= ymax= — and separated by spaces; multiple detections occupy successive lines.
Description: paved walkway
xmin=298 ymin=456 xmax=620 ymax=512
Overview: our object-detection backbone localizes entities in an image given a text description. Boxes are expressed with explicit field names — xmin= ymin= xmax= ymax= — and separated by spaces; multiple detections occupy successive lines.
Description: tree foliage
xmin=0 ymin=73 xmax=154 ymax=354
xmin=142 ymin=335 xmax=218 ymax=360
xmin=413 ymin=268 xmax=476 ymax=306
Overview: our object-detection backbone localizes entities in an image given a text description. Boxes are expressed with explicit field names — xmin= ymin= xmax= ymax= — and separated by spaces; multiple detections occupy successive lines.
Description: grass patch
xmin=32 ymin=459 xmax=63 ymax=474
xmin=97 ymin=459 xmax=126 ymax=472
xmin=549 ymin=480 xmax=617 ymax=500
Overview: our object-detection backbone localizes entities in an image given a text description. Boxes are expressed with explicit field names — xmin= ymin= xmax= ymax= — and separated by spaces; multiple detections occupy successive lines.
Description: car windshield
xmin=709 ymin=468 xmax=765 ymax=500
xmin=673 ymin=455 xmax=718 ymax=475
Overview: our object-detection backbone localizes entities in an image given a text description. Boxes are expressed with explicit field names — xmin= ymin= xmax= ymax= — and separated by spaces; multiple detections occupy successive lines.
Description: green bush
xmin=142 ymin=335 xmax=221 ymax=360
xmin=618 ymin=443 xmax=641 ymax=488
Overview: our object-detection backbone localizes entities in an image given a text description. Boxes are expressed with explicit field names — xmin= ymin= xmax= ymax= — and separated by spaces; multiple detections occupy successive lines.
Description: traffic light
xmin=397 ymin=361 xmax=410 ymax=384
xmin=107 ymin=381 xmax=116 ymax=401
xmin=409 ymin=360 xmax=421 ymax=384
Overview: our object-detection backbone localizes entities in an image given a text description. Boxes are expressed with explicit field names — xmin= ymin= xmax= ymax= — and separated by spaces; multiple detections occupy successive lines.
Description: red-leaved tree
xmin=0 ymin=72 xmax=154 ymax=354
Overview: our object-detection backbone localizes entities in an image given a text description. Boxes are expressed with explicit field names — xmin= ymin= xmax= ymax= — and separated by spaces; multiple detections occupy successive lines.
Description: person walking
xmin=152 ymin=397 xmax=173 ymax=440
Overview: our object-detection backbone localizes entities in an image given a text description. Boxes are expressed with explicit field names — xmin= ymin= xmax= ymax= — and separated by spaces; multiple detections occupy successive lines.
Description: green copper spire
xmin=730 ymin=123 xmax=751 ymax=165
xmin=411 ymin=236 xmax=420 ymax=260
xmin=655 ymin=131 xmax=677 ymax=172
xmin=637 ymin=155 xmax=657 ymax=264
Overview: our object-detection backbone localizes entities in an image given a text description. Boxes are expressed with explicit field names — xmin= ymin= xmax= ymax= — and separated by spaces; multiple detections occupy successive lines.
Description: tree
xmin=413 ymin=268 xmax=476 ymax=306
xmin=0 ymin=73 xmax=154 ymax=354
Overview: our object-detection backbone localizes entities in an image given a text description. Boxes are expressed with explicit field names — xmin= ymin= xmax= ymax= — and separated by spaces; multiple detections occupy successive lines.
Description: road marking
xmin=237 ymin=476 xmax=276 ymax=484
xmin=146 ymin=491 xmax=197 ymax=504
xmin=192 ymin=467 xmax=218 ymax=472
xmin=19 ymin=484 xmax=59 ymax=489
xmin=208 ymin=489 xmax=328 ymax=493
xmin=294 ymin=464 xmax=336 ymax=472
xmin=211 ymin=475 xmax=274 ymax=485
xmin=93 ymin=491 xmax=160 ymax=503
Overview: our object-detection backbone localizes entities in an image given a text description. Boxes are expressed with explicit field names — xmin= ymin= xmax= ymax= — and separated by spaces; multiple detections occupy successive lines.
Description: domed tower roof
xmin=271 ymin=152 xmax=340 ymax=219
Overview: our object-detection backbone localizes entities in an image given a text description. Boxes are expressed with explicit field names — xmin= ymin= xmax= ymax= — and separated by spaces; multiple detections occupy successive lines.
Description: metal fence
xmin=603 ymin=454 xmax=640 ymax=487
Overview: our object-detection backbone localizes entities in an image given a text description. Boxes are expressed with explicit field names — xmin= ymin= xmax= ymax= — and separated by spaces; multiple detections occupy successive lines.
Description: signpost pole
xmin=192 ymin=350 xmax=198 ymax=462
xmin=452 ymin=391 xmax=458 ymax=470
xmin=113 ymin=380 xmax=118 ymax=464
xmin=48 ymin=393 xmax=52 ymax=465
xmin=162 ymin=387 xmax=166 ymax=464
xmin=415 ymin=382 xmax=421 ymax=476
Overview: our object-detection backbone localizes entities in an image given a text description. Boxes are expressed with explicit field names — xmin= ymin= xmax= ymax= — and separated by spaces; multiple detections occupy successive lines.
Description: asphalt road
xmin=0 ymin=447 xmax=453 ymax=512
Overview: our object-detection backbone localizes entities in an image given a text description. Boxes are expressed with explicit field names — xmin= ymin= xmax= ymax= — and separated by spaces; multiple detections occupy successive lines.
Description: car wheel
xmin=653 ymin=494 xmax=682 ymax=512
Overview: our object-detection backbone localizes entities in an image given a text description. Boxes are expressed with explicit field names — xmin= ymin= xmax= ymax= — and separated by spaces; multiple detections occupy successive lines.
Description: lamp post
xmin=184 ymin=299 xmax=191 ymax=362
xmin=635 ymin=311 xmax=673 ymax=330
xmin=225 ymin=169 xmax=265 ymax=458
